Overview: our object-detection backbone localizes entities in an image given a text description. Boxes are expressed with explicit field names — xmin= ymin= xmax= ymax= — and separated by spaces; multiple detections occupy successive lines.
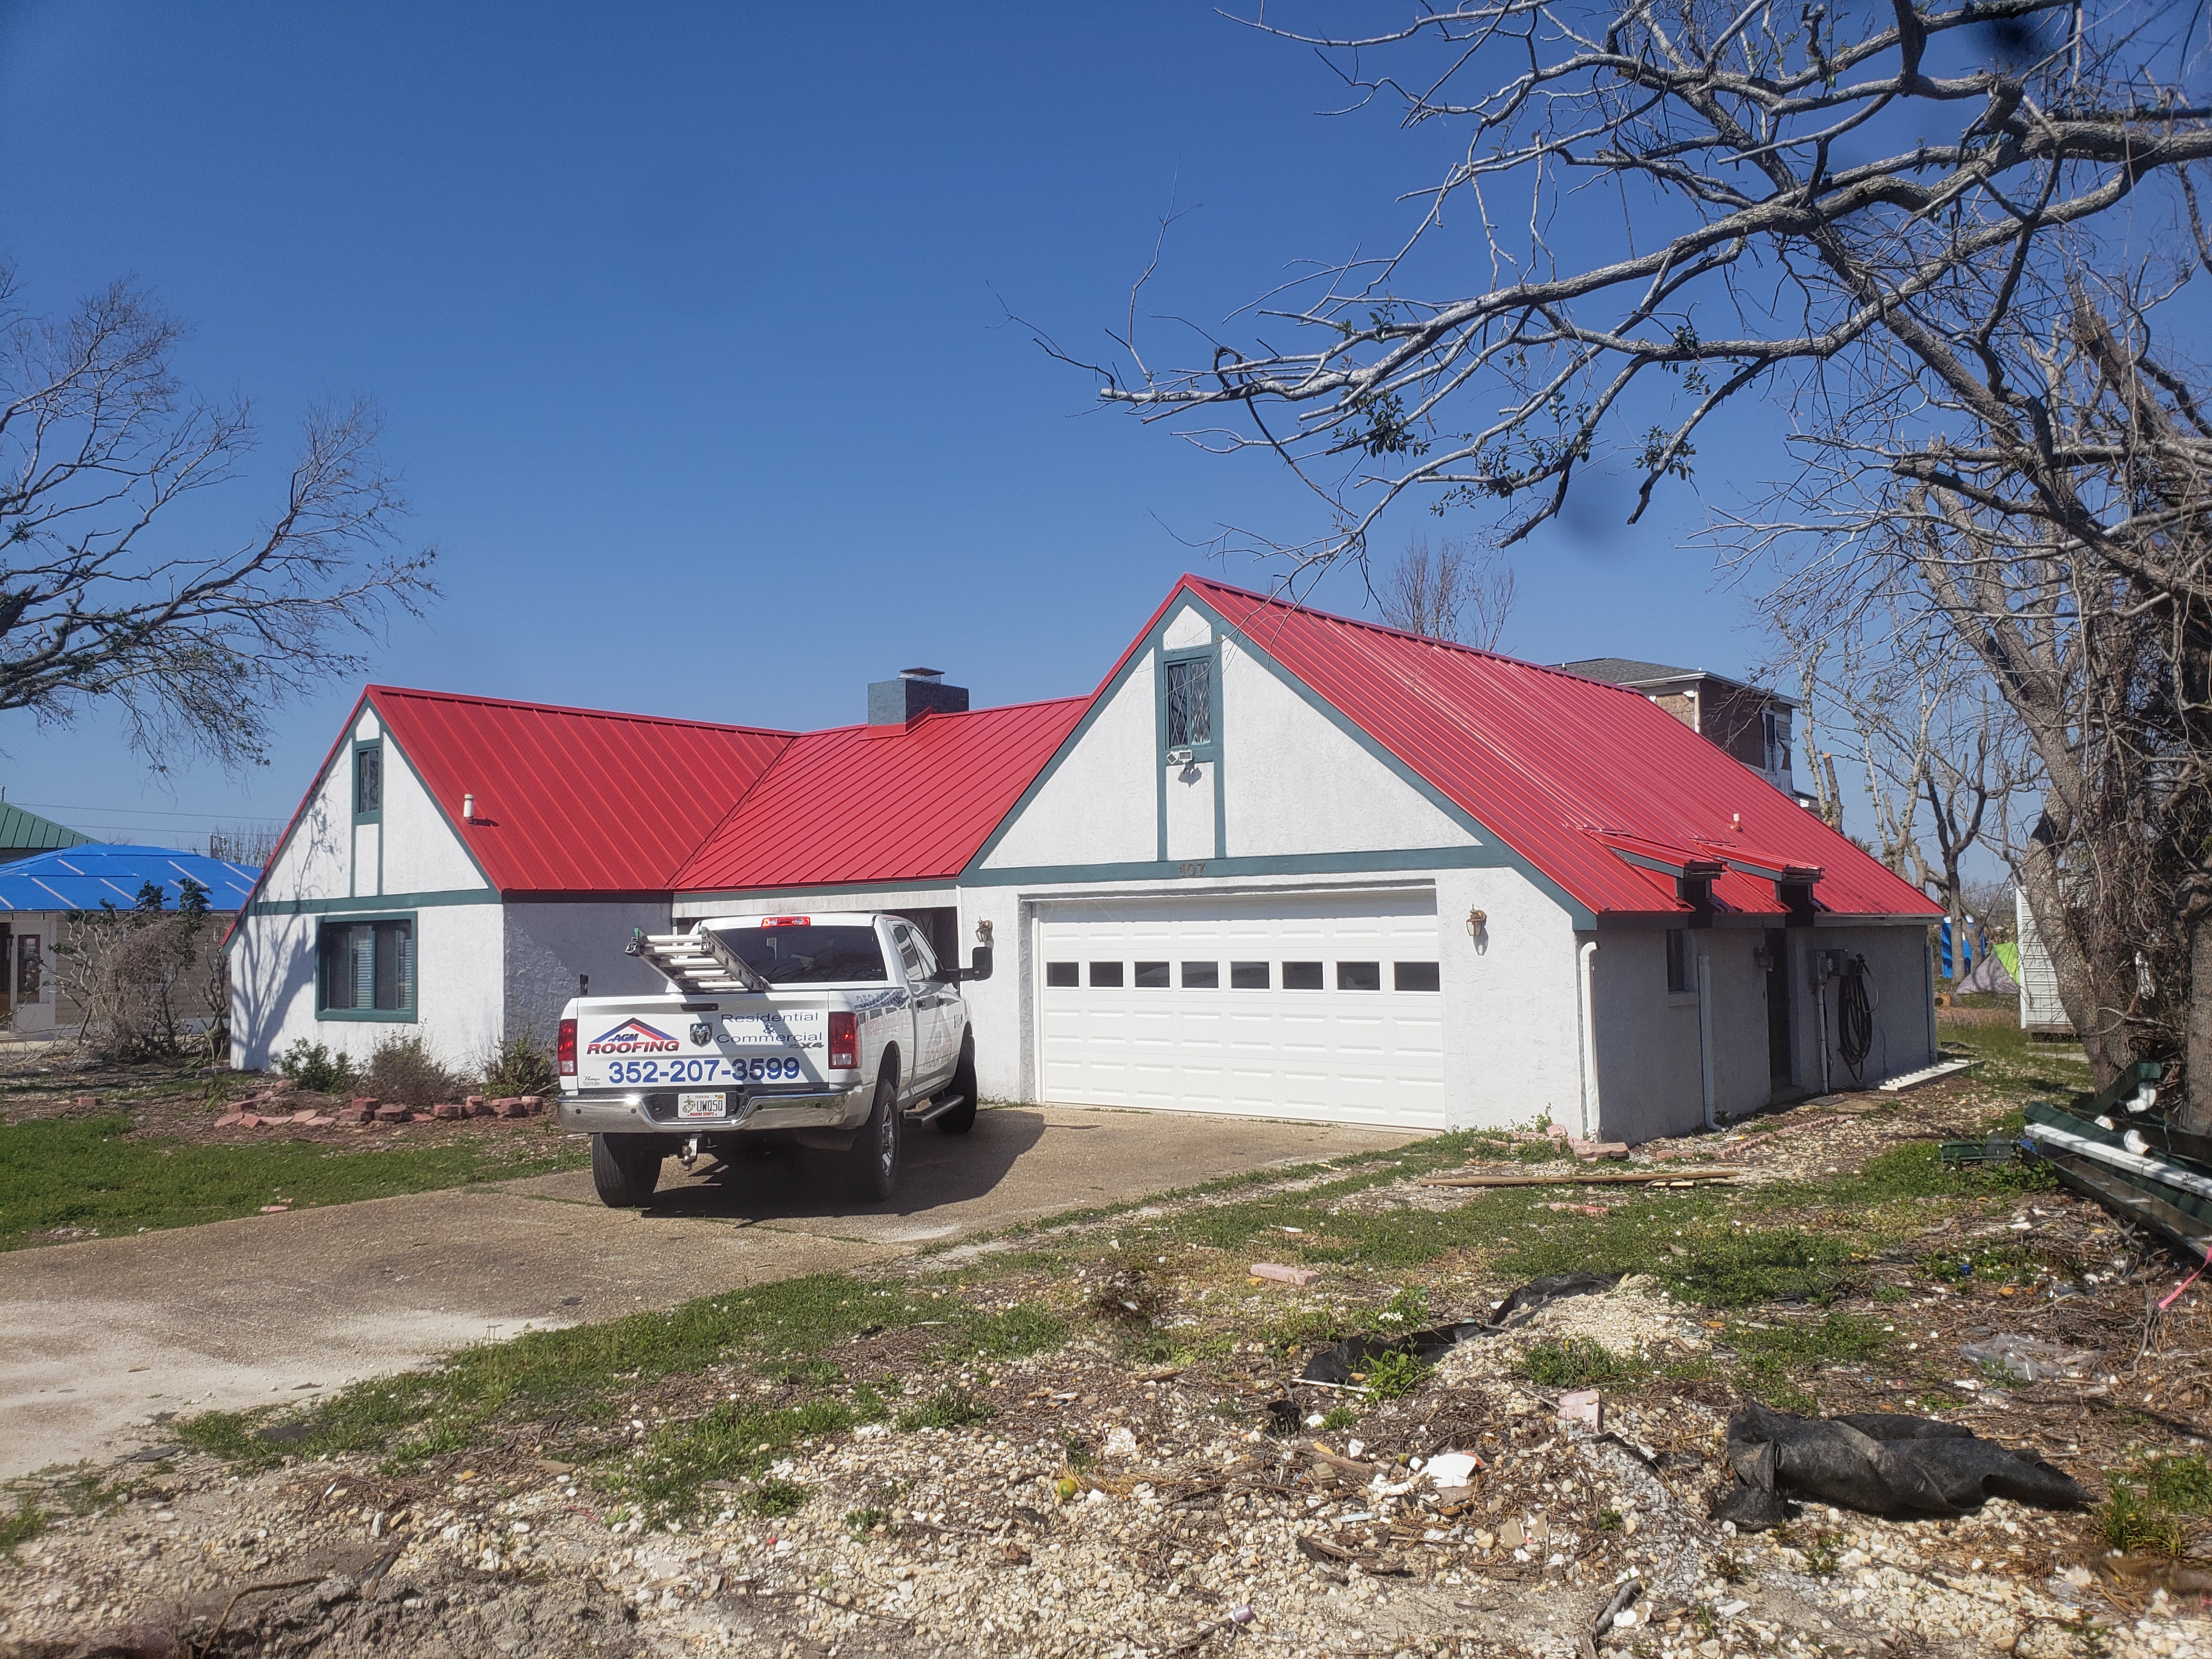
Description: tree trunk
xmin=2017 ymin=835 xmax=2131 ymax=1090
xmin=2188 ymin=893 xmax=2212 ymax=1136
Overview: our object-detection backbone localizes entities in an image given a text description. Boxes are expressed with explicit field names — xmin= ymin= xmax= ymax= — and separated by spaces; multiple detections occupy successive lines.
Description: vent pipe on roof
xmin=868 ymin=667 xmax=969 ymax=726
xmin=462 ymin=793 xmax=475 ymax=822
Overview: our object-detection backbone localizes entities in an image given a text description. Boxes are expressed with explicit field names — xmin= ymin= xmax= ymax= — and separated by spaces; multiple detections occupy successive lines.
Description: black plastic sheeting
xmin=1297 ymin=1272 xmax=1620 ymax=1386
xmin=1713 ymin=1402 xmax=2090 ymax=1528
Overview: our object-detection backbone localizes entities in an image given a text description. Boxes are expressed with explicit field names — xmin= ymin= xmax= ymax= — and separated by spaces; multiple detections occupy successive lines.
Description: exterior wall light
xmin=1466 ymin=908 xmax=1488 ymax=939
xmin=976 ymin=918 xmax=994 ymax=946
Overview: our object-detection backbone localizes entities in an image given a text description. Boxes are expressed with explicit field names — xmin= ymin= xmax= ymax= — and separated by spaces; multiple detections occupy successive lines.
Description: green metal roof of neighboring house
xmin=0 ymin=803 xmax=92 ymax=860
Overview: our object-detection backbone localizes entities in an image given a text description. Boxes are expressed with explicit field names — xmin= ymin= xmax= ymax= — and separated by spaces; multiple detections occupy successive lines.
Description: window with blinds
xmin=319 ymin=919 xmax=414 ymax=1013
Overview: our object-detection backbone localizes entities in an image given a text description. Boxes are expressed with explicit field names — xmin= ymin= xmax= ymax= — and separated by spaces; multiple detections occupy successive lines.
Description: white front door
xmin=1035 ymin=888 xmax=1446 ymax=1128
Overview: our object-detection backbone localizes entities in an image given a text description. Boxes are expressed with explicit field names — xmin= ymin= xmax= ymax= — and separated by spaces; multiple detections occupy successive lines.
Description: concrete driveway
xmin=0 ymin=1105 xmax=1418 ymax=1477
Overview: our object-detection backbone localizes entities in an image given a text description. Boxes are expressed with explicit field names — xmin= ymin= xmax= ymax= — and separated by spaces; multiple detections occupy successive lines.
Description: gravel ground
xmin=7 ymin=1063 xmax=2211 ymax=1658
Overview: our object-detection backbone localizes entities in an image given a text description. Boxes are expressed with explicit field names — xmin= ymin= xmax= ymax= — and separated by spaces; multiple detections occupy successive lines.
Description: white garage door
xmin=1036 ymin=889 xmax=1444 ymax=1128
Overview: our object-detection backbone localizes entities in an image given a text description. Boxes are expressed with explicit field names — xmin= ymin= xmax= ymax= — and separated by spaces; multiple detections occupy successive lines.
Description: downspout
xmin=1815 ymin=953 xmax=1834 ymax=1096
xmin=1576 ymin=940 xmax=1601 ymax=1141
xmin=1696 ymin=946 xmax=1718 ymax=1130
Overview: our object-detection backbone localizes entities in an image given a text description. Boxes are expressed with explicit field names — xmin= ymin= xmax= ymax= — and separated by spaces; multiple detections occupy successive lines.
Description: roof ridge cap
xmin=368 ymin=684 xmax=797 ymax=737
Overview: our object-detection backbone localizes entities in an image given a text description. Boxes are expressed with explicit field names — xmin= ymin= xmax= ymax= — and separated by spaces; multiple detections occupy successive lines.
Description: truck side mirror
xmin=967 ymin=944 xmax=992 ymax=983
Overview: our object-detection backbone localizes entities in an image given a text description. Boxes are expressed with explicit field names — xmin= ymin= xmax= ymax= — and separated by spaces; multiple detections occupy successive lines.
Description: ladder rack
xmin=623 ymin=928 xmax=770 ymax=995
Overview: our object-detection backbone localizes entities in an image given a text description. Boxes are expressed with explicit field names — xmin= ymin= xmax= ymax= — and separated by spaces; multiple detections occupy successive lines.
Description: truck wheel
xmin=848 ymin=1068 xmax=901 ymax=1201
xmin=591 ymin=1133 xmax=663 ymax=1207
xmin=934 ymin=1031 xmax=978 ymax=1136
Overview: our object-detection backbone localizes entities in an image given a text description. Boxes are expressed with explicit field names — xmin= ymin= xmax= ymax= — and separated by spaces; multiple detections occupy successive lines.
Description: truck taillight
xmin=557 ymin=1018 xmax=577 ymax=1076
xmin=828 ymin=1011 xmax=858 ymax=1070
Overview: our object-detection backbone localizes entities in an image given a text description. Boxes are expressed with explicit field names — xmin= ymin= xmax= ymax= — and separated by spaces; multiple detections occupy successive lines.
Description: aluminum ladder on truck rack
xmin=623 ymin=928 xmax=770 ymax=995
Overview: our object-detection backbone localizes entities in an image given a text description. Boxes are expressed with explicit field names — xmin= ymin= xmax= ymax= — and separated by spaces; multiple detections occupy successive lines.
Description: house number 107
xmin=1177 ymin=861 xmax=1206 ymax=877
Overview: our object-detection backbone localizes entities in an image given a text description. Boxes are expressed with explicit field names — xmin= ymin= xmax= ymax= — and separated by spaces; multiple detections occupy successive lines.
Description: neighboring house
xmin=1556 ymin=658 xmax=1803 ymax=803
xmin=234 ymin=577 xmax=1940 ymax=1141
xmin=227 ymin=690 xmax=790 ymax=1073
xmin=0 ymin=845 xmax=258 ymax=1033
xmin=0 ymin=802 xmax=93 ymax=865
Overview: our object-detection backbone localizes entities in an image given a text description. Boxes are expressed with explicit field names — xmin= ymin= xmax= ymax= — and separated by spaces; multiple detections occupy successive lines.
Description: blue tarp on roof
xmin=0 ymin=845 xmax=261 ymax=913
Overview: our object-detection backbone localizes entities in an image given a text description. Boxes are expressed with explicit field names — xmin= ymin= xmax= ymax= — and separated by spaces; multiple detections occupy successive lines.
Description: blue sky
xmin=4 ymin=2 xmax=1809 ymax=849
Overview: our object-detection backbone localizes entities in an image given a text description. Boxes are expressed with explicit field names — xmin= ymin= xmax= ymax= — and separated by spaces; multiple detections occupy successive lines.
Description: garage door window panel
xmin=1090 ymin=962 xmax=1125 ymax=988
xmin=1181 ymin=961 xmax=1219 ymax=988
xmin=1395 ymin=962 xmax=1441 ymax=992
xmin=1229 ymin=961 xmax=1270 ymax=989
xmin=1133 ymin=961 xmax=1171 ymax=988
xmin=1283 ymin=961 xmax=1324 ymax=990
xmin=1336 ymin=961 xmax=1382 ymax=991
xmin=1046 ymin=962 xmax=1079 ymax=988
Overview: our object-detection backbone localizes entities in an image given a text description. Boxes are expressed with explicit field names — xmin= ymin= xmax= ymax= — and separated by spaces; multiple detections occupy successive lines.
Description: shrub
xmin=56 ymin=879 xmax=221 ymax=1061
xmin=278 ymin=1039 xmax=357 ymax=1094
xmin=363 ymin=1032 xmax=465 ymax=1110
xmin=481 ymin=1028 xmax=558 ymax=1098
xmin=1363 ymin=1347 xmax=1432 ymax=1399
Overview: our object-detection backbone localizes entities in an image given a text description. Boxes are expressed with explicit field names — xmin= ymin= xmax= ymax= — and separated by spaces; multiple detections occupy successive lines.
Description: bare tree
xmin=1771 ymin=600 xmax=2032 ymax=953
xmin=1 ymin=264 xmax=438 ymax=769
xmin=1073 ymin=0 xmax=2212 ymax=1121
xmin=1375 ymin=533 xmax=1516 ymax=647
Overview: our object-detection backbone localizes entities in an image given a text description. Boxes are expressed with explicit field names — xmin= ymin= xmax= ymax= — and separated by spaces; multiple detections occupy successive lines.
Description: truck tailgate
xmin=575 ymin=995 xmax=831 ymax=1092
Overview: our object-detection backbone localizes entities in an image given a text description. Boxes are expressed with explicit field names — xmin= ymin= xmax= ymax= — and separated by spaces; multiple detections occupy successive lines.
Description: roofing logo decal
xmin=586 ymin=1018 xmax=682 ymax=1056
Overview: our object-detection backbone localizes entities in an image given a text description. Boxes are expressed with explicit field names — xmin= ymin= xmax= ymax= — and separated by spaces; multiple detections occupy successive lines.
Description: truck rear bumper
xmin=556 ymin=1082 xmax=871 ymax=1137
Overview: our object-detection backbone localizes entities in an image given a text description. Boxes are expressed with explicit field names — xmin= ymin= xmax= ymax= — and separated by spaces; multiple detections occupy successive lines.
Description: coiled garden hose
xmin=1838 ymin=954 xmax=1876 ymax=1084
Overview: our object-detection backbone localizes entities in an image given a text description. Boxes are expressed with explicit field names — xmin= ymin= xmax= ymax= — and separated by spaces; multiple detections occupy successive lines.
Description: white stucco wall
xmin=504 ymin=899 xmax=673 ymax=1042
xmin=1588 ymin=928 xmax=1707 ymax=1143
xmin=1432 ymin=866 xmax=1583 ymax=1132
xmin=381 ymin=742 xmax=490 ymax=896
xmin=979 ymin=654 xmax=1156 ymax=870
xmin=1220 ymin=634 xmax=1480 ymax=859
xmin=1802 ymin=924 xmax=1937 ymax=1091
xmin=229 ymin=900 xmax=505 ymax=1074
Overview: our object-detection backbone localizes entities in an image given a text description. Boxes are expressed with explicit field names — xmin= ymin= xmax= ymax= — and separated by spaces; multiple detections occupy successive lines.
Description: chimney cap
xmin=899 ymin=667 xmax=944 ymax=680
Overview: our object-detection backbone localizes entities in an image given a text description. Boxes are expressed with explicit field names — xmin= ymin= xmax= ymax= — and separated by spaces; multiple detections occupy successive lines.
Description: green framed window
xmin=352 ymin=742 xmax=383 ymax=822
xmin=318 ymin=915 xmax=415 ymax=1019
xmin=1160 ymin=646 xmax=1220 ymax=760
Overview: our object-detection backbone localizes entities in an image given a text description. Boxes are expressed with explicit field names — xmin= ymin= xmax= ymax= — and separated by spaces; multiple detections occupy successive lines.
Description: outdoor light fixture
xmin=1466 ymin=909 xmax=1488 ymax=939
xmin=977 ymin=918 xmax=994 ymax=946
xmin=1753 ymin=945 xmax=1774 ymax=971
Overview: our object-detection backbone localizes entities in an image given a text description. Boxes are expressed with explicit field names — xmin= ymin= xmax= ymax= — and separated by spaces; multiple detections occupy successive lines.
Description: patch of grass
xmin=2145 ymin=1454 xmax=2212 ymax=1515
xmin=746 ymin=1479 xmax=809 ymax=1517
xmin=1521 ymin=1336 xmax=1644 ymax=1391
xmin=1655 ymin=1227 xmax=1855 ymax=1308
xmin=2098 ymin=1481 xmax=2187 ymax=1556
xmin=1363 ymin=1348 xmax=1431 ymax=1400
xmin=845 ymin=1506 xmax=888 ymax=1535
xmin=0 ymin=1494 xmax=44 ymax=1553
xmin=1798 ymin=1527 xmax=1842 ymax=1575
xmin=1728 ymin=1311 xmax=1891 ymax=1366
xmin=0 ymin=1113 xmax=586 ymax=1249
xmin=622 ymin=1398 xmax=857 ymax=1516
xmin=1063 ymin=1436 xmax=1096 ymax=1471
xmin=894 ymin=1387 xmax=995 ymax=1432
xmin=1320 ymin=1406 xmax=1358 ymax=1432
xmin=176 ymin=1272 xmax=937 ymax=1469
xmin=957 ymin=1305 xmax=1068 ymax=1359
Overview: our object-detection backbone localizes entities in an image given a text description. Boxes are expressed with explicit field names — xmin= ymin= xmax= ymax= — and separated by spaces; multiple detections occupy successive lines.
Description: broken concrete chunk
xmin=1558 ymin=1389 xmax=1602 ymax=1431
xmin=1249 ymin=1262 xmax=1319 ymax=1286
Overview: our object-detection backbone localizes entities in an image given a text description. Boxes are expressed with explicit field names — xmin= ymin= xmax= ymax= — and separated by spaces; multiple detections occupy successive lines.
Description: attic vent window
xmin=353 ymin=744 xmax=382 ymax=819
xmin=1165 ymin=656 xmax=1212 ymax=749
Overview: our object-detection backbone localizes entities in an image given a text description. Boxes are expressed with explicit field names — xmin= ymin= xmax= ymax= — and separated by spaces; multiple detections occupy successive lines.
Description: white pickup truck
xmin=555 ymin=911 xmax=990 ymax=1207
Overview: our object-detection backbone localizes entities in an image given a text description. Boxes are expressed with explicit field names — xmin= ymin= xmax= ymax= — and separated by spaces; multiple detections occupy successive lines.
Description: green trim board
xmin=963 ymin=585 xmax=1599 ymax=929
xmin=1154 ymin=633 xmax=1224 ymax=863
xmin=963 ymin=844 xmax=1514 ymax=888
xmin=248 ymin=888 xmax=501 ymax=917
xmin=674 ymin=879 xmax=960 ymax=910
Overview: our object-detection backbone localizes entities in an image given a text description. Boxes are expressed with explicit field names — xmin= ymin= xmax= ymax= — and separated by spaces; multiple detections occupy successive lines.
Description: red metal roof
xmin=675 ymin=697 xmax=1090 ymax=894
xmin=1177 ymin=576 xmax=1939 ymax=922
xmin=369 ymin=687 xmax=794 ymax=893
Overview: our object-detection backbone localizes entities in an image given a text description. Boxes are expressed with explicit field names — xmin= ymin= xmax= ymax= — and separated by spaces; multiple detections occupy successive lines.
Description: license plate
xmin=676 ymin=1092 xmax=727 ymax=1120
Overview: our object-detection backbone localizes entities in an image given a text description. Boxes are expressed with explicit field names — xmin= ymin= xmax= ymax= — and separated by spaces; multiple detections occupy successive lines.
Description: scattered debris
xmin=1956 ymin=1333 xmax=2101 ymax=1383
xmin=1714 ymin=1403 xmax=2090 ymax=1528
xmin=1415 ymin=1167 xmax=1747 ymax=1189
xmin=1246 ymin=1262 xmax=1319 ymax=1287
xmin=1558 ymin=1388 xmax=1602 ymax=1431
